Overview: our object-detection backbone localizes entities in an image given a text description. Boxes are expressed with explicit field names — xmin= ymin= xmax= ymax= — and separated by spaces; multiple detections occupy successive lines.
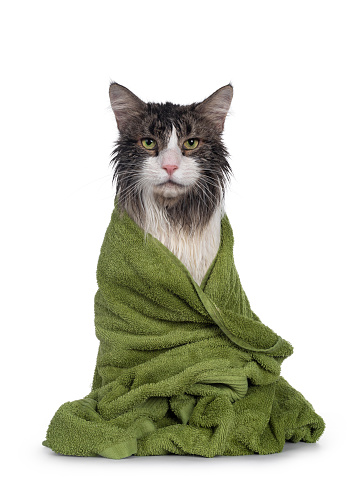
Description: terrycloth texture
xmin=43 ymin=206 xmax=325 ymax=458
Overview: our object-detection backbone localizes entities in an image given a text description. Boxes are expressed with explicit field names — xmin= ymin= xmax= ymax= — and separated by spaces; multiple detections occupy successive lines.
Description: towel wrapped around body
xmin=43 ymin=206 xmax=325 ymax=458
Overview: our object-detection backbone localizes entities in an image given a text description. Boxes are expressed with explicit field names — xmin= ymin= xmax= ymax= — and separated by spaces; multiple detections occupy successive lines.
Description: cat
xmin=109 ymin=83 xmax=233 ymax=285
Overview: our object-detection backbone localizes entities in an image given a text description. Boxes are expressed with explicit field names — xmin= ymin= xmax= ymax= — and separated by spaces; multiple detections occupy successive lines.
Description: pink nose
xmin=162 ymin=164 xmax=178 ymax=176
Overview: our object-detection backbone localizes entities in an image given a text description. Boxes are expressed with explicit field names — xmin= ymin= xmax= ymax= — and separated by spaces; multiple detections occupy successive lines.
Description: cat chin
xmin=152 ymin=183 xmax=187 ymax=199
xmin=153 ymin=191 xmax=186 ymax=208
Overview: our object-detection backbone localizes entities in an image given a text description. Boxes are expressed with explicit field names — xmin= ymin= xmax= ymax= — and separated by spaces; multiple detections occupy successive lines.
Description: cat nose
xmin=162 ymin=164 xmax=178 ymax=176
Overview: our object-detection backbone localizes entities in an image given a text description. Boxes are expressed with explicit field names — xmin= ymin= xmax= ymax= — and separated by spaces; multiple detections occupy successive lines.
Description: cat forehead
xmin=147 ymin=100 xmax=194 ymax=117
xmin=144 ymin=102 xmax=199 ymax=139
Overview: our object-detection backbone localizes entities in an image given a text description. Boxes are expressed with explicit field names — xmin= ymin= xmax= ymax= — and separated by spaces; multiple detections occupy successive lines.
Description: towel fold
xmin=43 ymin=205 xmax=325 ymax=458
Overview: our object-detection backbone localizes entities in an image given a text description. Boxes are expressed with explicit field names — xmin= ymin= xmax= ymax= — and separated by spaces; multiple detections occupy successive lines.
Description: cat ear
xmin=195 ymin=84 xmax=233 ymax=132
xmin=109 ymin=83 xmax=146 ymax=131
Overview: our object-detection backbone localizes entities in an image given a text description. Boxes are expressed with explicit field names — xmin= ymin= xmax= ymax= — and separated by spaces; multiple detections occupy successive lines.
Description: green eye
xmin=183 ymin=138 xmax=199 ymax=150
xmin=141 ymin=138 xmax=156 ymax=150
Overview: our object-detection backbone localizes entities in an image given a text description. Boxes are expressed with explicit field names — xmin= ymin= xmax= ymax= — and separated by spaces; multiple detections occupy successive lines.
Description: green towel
xmin=43 ymin=205 xmax=325 ymax=458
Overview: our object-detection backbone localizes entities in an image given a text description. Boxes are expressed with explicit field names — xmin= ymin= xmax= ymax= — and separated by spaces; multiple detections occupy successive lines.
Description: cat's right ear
xmin=109 ymin=83 xmax=146 ymax=131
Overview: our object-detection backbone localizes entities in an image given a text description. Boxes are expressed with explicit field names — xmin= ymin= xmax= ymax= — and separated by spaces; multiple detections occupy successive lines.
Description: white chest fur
xmin=145 ymin=205 xmax=224 ymax=286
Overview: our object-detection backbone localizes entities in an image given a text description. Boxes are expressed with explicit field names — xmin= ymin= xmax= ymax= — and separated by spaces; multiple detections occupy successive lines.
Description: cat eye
xmin=141 ymin=138 xmax=157 ymax=150
xmin=183 ymin=138 xmax=199 ymax=150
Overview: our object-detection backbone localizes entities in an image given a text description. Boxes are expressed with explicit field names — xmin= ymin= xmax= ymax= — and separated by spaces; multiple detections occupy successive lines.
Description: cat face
xmin=109 ymin=83 xmax=233 ymax=233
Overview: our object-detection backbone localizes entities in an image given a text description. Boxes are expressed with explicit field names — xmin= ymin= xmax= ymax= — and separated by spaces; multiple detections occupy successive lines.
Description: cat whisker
xmin=117 ymin=181 xmax=142 ymax=205
xmin=194 ymin=181 xmax=217 ymax=210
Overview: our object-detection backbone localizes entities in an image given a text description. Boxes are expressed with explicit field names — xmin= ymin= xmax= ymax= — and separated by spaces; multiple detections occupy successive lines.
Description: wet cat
xmin=109 ymin=83 xmax=233 ymax=285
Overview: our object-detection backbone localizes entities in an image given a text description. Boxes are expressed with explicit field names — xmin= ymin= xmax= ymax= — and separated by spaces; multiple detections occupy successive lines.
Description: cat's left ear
xmin=195 ymin=84 xmax=233 ymax=132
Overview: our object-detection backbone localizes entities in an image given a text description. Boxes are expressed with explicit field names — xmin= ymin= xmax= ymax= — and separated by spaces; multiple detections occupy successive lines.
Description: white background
xmin=1 ymin=1 xmax=358 ymax=477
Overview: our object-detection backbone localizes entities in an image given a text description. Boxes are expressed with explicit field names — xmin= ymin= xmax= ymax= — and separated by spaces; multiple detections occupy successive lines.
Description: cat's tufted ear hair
xmin=109 ymin=83 xmax=146 ymax=131
xmin=195 ymin=84 xmax=233 ymax=132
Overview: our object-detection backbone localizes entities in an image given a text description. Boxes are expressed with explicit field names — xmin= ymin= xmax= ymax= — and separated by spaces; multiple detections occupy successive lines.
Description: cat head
xmin=109 ymin=83 xmax=233 ymax=234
